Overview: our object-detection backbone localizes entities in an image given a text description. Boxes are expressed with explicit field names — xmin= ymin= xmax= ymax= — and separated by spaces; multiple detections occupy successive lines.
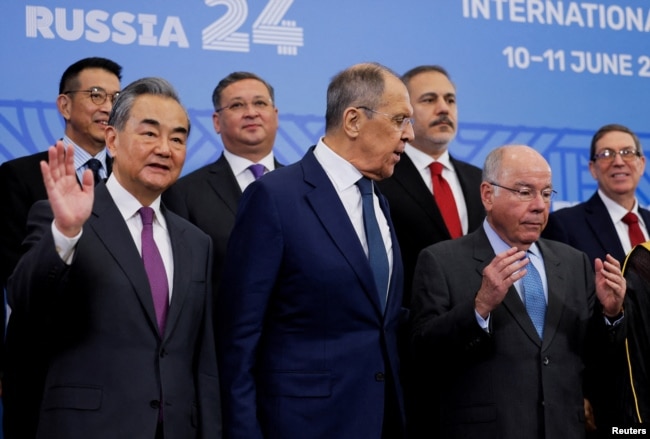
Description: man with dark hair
xmin=0 ymin=57 xmax=122 ymax=438
xmin=217 ymin=62 xmax=413 ymax=439
xmin=377 ymin=65 xmax=484 ymax=305
xmin=7 ymin=77 xmax=220 ymax=439
xmin=163 ymin=71 xmax=281 ymax=294
xmin=543 ymin=124 xmax=650 ymax=436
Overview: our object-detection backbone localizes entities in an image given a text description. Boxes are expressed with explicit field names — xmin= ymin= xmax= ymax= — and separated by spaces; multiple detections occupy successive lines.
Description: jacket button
xmin=543 ymin=356 xmax=550 ymax=366
xmin=375 ymin=372 xmax=385 ymax=382
xmin=160 ymin=349 xmax=167 ymax=358
xmin=150 ymin=400 xmax=161 ymax=409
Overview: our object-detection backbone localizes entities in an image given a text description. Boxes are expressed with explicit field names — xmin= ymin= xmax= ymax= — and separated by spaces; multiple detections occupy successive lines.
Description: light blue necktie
xmin=522 ymin=254 xmax=546 ymax=339
xmin=356 ymin=177 xmax=389 ymax=311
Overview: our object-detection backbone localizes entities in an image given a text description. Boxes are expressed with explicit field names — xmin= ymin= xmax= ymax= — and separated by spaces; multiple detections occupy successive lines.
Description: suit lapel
xmin=163 ymin=209 xmax=191 ymax=339
xmin=301 ymin=150 xmax=385 ymax=314
xmin=87 ymin=185 xmax=160 ymax=336
xmin=392 ymin=154 xmax=450 ymax=238
xmin=207 ymin=154 xmax=242 ymax=216
xmin=585 ymin=194 xmax=626 ymax=262
xmin=537 ymin=239 xmax=565 ymax=349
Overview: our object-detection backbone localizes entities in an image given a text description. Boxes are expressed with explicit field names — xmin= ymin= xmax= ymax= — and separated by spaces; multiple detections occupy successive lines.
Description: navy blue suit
xmin=217 ymin=147 xmax=406 ymax=439
xmin=543 ymin=192 xmax=650 ymax=265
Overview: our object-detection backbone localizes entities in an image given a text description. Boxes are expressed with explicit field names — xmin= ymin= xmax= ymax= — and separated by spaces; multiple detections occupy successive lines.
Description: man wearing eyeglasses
xmin=410 ymin=144 xmax=627 ymax=439
xmin=0 ymin=56 xmax=122 ymax=439
xmin=217 ymin=62 xmax=413 ymax=439
xmin=163 ymin=71 xmax=282 ymax=298
xmin=543 ymin=124 xmax=650 ymax=436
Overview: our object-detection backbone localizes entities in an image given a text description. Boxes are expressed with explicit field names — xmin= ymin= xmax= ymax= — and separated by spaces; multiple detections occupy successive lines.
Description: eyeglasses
xmin=356 ymin=106 xmax=414 ymax=130
xmin=64 ymin=87 xmax=120 ymax=105
xmin=215 ymin=98 xmax=273 ymax=113
xmin=592 ymin=148 xmax=641 ymax=162
xmin=489 ymin=181 xmax=556 ymax=203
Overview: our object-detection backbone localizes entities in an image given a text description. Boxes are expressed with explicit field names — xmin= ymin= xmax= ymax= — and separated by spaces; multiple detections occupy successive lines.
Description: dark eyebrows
xmin=140 ymin=118 xmax=188 ymax=135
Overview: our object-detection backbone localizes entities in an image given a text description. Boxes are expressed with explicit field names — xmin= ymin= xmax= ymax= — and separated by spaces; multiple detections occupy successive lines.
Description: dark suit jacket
xmin=542 ymin=192 xmax=650 ymax=266
xmin=0 ymin=150 xmax=112 ymax=438
xmin=217 ymin=148 xmax=406 ymax=439
xmin=410 ymin=227 xmax=623 ymax=439
xmin=377 ymin=152 xmax=484 ymax=305
xmin=6 ymin=184 xmax=220 ymax=439
xmin=162 ymin=153 xmax=282 ymax=292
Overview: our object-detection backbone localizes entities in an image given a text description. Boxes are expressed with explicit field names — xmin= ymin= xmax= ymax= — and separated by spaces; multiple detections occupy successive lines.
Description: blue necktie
xmin=86 ymin=158 xmax=103 ymax=186
xmin=356 ymin=177 xmax=389 ymax=311
xmin=522 ymin=254 xmax=546 ymax=339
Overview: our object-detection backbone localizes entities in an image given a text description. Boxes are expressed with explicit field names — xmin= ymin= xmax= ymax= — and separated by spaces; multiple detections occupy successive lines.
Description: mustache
xmin=430 ymin=116 xmax=455 ymax=129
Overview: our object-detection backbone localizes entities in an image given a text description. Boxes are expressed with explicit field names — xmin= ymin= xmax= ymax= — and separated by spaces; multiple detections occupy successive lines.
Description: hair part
xmin=108 ymin=77 xmax=189 ymax=135
xmin=590 ymin=123 xmax=643 ymax=159
xmin=59 ymin=57 xmax=122 ymax=95
xmin=211 ymin=71 xmax=275 ymax=110
xmin=325 ymin=62 xmax=400 ymax=132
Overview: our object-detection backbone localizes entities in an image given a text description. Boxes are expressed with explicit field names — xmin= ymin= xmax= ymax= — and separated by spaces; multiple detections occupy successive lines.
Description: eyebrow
xmin=140 ymin=118 xmax=188 ymax=135
xmin=419 ymin=91 xmax=455 ymax=99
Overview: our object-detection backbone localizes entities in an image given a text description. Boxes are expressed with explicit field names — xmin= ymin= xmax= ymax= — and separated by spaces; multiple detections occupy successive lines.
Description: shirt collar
xmin=223 ymin=148 xmax=275 ymax=177
xmin=405 ymin=143 xmax=453 ymax=171
xmin=313 ymin=137 xmax=364 ymax=192
xmin=105 ymin=175 xmax=167 ymax=231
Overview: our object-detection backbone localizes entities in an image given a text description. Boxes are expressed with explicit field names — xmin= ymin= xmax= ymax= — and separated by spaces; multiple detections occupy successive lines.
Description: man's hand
xmin=594 ymin=254 xmax=626 ymax=317
xmin=40 ymin=141 xmax=94 ymax=237
xmin=475 ymin=247 xmax=528 ymax=318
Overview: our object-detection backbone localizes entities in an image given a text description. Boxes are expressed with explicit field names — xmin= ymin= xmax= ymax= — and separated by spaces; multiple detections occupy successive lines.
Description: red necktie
xmin=622 ymin=211 xmax=646 ymax=248
xmin=429 ymin=162 xmax=462 ymax=239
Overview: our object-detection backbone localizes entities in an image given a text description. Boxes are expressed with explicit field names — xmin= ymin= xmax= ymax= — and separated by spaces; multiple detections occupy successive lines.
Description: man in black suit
xmin=0 ymin=57 xmax=122 ymax=438
xmin=7 ymin=77 xmax=220 ymax=439
xmin=543 ymin=124 xmax=649 ymax=436
xmin=410 ymin=144 xmax=626 ymax=439
xmin=377 ymin=65 xmax=483 ymax=305
xmin=163 ymin=71 xmax=281 ymax=292
xmin=376 ymin=65 xmax=484 ymax=436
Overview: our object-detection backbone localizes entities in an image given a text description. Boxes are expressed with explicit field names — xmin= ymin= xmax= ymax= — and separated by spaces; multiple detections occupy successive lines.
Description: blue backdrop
xmin=2 ymin=0 xmax=650 ymax=210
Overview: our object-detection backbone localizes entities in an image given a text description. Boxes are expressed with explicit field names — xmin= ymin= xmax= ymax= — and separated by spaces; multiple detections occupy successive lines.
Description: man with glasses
xmin=543 ymin=124 xmax=649 ymax=265
xmin=217 ymin=62 xmax=413 ymax=439
xmin=0 ymin=57 xmax=122 ymax=439
xmin=163 ymin=71 xmax=282 ymax=296
xmin=410 ymin=144 xmax=627 ymax=439
xmin=543 ymin=124 xmax=650 ymax=436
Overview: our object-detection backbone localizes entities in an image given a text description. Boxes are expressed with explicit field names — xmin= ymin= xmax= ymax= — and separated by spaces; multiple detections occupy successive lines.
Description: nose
xmin=156 ymin=138 xmax=172 ymax=157
xmin=435 ymin=99 xmax=450 ymax=114
xmin=402 ymin=119 xmax=415 ymax=143
xmin=529 ymin=191 xmax=548 ymax=212
xmin=611 ymin=152 xmax=626 ymax=165
xmin=242 ymin=102 xmax=260 ymax=117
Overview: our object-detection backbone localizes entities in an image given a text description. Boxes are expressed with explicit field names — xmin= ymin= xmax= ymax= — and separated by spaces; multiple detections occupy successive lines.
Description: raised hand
xmin=475 ymin=247 xmax=528 ymax=318
xmin=40 ymin=141 xmax=95 ymax=237
xmin=594 ymin=254 xmax=626 ymax=317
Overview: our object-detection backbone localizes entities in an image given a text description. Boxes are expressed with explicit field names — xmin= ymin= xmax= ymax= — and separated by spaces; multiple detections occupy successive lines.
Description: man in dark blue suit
xmin=543 ymin=124 xmax=649 ymax=265
xmin=217 ymin=62 xmax=414 ymax=439
xmin=7 ymin=78 xmax=220 ymax=439
xmin=543 ymin=123 xmax=649 ymax=437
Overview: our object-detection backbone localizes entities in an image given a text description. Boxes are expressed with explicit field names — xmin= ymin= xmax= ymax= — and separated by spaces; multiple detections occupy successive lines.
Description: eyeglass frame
xmin=215 ymin=98 xmax=274 ymax=113
xmin=355 ymin=106 xmax=414 ymax=130
xmin=591 ymin=147 xmax=642 ymax=162
xmin=488 ymin=181 xmax=557 ymax=203
xmin=63 ymin=87 xmax=120 ymax=105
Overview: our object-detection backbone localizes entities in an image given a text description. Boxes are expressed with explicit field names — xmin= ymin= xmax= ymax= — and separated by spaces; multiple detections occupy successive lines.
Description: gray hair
xmin=108 ymin=77 xmax=190 ymax=135
xmin=482 ymin=146 xmax=506 ymax=183
xmin=325 ymin=62 xmax=400 ymax=132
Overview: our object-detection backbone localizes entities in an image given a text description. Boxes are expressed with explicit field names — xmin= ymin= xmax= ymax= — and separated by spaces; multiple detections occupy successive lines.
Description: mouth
xmin=147 ymin=163 xmax=171 ymax=172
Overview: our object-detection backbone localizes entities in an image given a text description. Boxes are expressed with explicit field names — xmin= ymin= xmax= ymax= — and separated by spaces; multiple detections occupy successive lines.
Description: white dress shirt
xmin=223 ymin=148 xmax=276 ymax=192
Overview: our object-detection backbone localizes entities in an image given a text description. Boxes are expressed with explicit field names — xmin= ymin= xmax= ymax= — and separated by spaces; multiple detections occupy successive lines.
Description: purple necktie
xmin=139 ymin=207 xmax=169 ymax=336
xmin=248 ymin=163 xmax=266 ymax=180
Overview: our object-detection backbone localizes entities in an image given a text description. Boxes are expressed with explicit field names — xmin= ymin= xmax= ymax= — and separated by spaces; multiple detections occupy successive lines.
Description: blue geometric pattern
xmin=2 ymin=99 xmax=650 ymax=208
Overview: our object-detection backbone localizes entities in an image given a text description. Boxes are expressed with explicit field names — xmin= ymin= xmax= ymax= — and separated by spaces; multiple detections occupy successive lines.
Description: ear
xmin=57 ymin=94 xmax=71 ymax=121
xmin=105 ymin=126 xmax=118 ymax=157
xmin=480 ymin=181 xmax=493 ymax=211
xmin=212 ymin=112 xmax=222 ymax=134
xmin=588 ymin=160 xmax=598 ymax=180
xmin=342 ymin=107 xmax=362 ymax=139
